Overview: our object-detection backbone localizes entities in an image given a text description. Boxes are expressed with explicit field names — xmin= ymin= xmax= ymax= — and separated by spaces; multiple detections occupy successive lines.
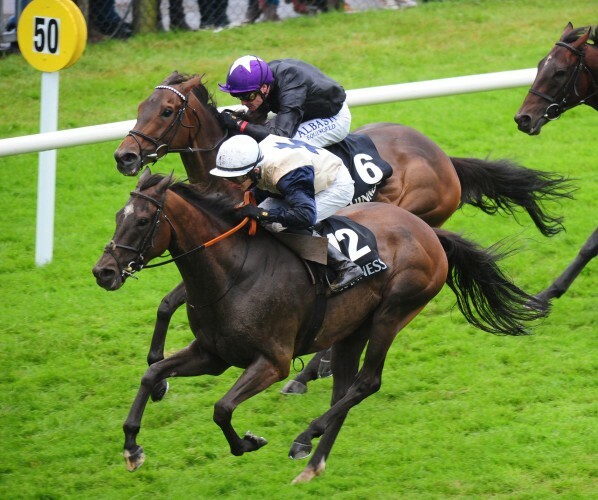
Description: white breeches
xmin=291 ymin=102 xmax=352 ymax=148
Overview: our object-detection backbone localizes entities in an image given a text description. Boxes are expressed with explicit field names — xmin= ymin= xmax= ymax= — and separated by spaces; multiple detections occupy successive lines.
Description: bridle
xmin=127 ymin=85 xmax=229 ymax=166
xmin=104 ymin=189 xmax=257 ymax=280
xmin=104 ymin=190 xmax=173 ymax=279
xmin=528 ymin=40 xmax=598 ymax=121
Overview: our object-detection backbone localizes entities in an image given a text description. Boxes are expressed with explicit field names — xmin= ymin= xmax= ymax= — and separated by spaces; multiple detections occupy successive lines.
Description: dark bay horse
xmin=92 ymin=169 xmax=545 ymax=483
xmin=113 ymin=72 xmax=572 ymax=398
xmin=515 ymin=23 xmax=597 ymax=307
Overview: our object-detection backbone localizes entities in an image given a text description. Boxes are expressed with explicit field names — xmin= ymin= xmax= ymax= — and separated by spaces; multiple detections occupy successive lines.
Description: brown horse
xmin=92 ymin=169 xmax=545 ymax=483
xmin=113 ymin=72 xmax=571 ymax=398
xmin=515 ymin=23 xmax=597 ymax=307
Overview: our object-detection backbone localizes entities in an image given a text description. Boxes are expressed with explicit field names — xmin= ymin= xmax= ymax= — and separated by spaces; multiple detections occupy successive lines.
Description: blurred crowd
xmin=2 ymin=0 xmax=428 ymax=49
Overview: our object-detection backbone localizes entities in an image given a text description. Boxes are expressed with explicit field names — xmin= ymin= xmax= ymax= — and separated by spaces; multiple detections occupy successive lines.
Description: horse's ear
xmin=579 ymin=27 xmax=591 ymax=45
xmin=163 ymin=70 xmax=179 ymax=85
xmin=156 ymin=171 xmax=174 ymax=193
xmin=562 ymin=22 xmax=574 ymax=38
xmin=137 ymin=167 xmax=152 ymax=188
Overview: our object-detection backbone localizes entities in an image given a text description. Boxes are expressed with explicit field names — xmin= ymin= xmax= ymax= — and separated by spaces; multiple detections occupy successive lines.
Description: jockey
xmin=218 ymin=55 xmax=351 ymax=148
xmin=210 ymin=134 xmax=363 ymax=293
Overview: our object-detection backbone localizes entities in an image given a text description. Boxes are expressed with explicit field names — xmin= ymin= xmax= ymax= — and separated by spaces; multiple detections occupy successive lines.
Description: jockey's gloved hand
xmin=237 ymin=204 xmax=271 ymax=221
xmin=220 ymin=111 xmax=240 ymax=132
xmin=233 ymin=110 xmax=250 ymax=122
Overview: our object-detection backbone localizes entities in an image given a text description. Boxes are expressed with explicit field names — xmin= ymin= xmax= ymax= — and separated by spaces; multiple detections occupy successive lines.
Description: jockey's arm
xmin=243 ymin=85 xmax=307 ymax=141
xmin=264 ymin=166 xmax=317 ymax=230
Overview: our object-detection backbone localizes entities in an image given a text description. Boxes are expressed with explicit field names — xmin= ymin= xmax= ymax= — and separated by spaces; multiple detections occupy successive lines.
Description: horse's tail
xmin=450 ymin=157 xmax=576 ymax=237
xmin=434 ymin=228 xmax=547 ymax=336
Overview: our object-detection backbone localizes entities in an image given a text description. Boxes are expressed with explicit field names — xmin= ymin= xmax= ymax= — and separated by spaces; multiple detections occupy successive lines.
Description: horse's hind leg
xmin=147 ymin=281 xmax=186 ymax=402
xmin=291 ymin=334 xmax=367 ymax=483
xmin=123 ymin=339 xmax=228 ymax=472
xmin=280 ymin=348 xmax=331 ymax=395
xmin=536 ymin=227 xmax=597 ymax=307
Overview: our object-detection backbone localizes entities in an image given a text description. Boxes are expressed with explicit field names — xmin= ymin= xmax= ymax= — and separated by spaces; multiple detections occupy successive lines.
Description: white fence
xmin=0 ymin=68 xmax=536 ymax=157
xmin=0 ymin=68 xmax=537 ymax=265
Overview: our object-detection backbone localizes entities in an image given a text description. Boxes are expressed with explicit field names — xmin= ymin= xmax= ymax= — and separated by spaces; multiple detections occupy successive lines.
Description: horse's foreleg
xmin=123 ymin=339 xmax=228 ymax=472
xmin=291 ymin=307 xmax=422 ymax=483
xmin=290 ymin=332 xmax=368 ymax=483
xmin=213 ymin=356 xmax=288 ymax=456
xmin=147 ymin=281 xmax=187 ymax=402
xmin=536 ymin=227 xmax=598 ymax=305
xmin=280 ymin=348 xmax=331 ymax=395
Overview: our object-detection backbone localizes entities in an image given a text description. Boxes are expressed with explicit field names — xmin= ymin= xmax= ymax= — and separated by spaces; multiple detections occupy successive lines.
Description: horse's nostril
xmin=115 ymin=152 xmax=139 ymax=165
xmin=514 ymin=115 xmax=531 ymax=131
xmin=93 ymin=266 xmax=116 ymax=284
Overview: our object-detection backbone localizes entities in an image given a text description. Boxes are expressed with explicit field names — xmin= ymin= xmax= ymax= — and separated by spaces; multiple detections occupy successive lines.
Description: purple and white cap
xmin=218 ymin=55 xmax=274 ymax=94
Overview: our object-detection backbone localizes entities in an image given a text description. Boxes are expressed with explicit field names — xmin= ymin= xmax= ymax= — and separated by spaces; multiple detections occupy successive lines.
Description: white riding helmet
xmin=211 ymin=135 xmax=263 ymax=177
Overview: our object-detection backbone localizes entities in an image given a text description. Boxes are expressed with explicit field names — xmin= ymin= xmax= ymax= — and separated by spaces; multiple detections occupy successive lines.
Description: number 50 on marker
xmin=33 ymin=16 xmax=60 ymax=54
xmin=18 ymin=0 xmax=86 ymax=72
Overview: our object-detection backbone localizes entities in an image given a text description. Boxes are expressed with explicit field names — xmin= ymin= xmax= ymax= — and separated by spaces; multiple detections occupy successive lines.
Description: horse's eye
xmin=162 ymin=109 xmax=174 ymax=118
xmin=137 ymin=218 xmax=149 ymax=227
xmin=555 ymin=69 xmax=567 ymax=78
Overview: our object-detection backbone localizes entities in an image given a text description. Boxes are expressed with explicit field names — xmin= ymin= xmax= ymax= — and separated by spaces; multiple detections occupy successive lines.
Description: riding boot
xmin=326 ymin=244 xmax=363 ymax=293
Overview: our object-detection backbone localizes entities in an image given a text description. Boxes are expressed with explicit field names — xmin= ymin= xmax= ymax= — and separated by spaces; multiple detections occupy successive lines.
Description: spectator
xmin=262 ymin=0 xmax=280 ymax=21
xmin=89 ymin=0 xmax=132 ymax=38
xmin=198 ymin=0 xmax=230 ymax=29
xmin=244 ymin=0 xmax=280 ymax=23
xmin=243 ymin=0 xmax=262 ymax=23
xmin=160 ymin=0 xmax=194 ymax=31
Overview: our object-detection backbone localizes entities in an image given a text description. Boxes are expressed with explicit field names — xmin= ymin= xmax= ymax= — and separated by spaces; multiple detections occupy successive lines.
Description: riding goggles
xmin=231 ymin=90 xmax=260 ymax=102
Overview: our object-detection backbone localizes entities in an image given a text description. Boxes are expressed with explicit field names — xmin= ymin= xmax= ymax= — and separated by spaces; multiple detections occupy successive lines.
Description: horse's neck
xmin=182 ymin=94 xmax=225 ymax=184
xmin=181 ymin=151 xmax=216 ymax=184
xmin=166 ymin=191 xmax=249 ymax=296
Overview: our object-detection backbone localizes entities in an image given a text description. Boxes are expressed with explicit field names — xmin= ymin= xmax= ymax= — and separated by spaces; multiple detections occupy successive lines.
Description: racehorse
xmin=515 ymin=23 xmax=597 ymax=307
xmin=113 ymin=72 xmax=572 ymax=398
xmin=92 ymin=169 xmax=545 ymax=483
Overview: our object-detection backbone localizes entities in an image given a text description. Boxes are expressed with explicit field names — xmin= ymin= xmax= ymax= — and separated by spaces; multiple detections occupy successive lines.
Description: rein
xmin=127 ymin=85 xmax=229 ymax=165
xmin=106 ymin=190 xmax=257 ymax=278
xmin=528 ymin=40 xmax=598 ymax=120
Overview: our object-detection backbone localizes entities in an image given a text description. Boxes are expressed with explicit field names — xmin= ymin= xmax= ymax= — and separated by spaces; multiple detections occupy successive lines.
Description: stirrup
xmin=328 ymin=270 xmax=363 ymax=293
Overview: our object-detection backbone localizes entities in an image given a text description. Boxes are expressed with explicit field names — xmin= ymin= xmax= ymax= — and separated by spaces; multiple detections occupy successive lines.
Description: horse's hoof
xmin=292 ymin=469 xmax=316 ymax=484
xmin=317 ymin=359 xmax=332 ymax=378
xmin=292 ymin=460 xmax=325 ymax=483
xmin=124 ymin=446 xmax=145 ymax=472
xmin=280 ymin=380 xmax=307 ymax=395
xmin=289 ymin=440 xmax=312 ymax=460
xmin=243 ymin=431 xmax=268 ymax=452
xmin=151 ymin=380 xmax=169 ymax=402
xmin=525 ymin=294 xmax=551 ymax=314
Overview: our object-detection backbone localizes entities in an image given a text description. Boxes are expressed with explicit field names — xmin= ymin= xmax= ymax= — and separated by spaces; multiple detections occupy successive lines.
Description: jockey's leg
xmin=292 ymin=103 xmax=351 ymax=148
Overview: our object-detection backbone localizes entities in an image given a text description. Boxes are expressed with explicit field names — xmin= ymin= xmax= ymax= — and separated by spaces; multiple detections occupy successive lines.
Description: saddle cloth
xmin=325 ymin=134 xmax=393 ymax=205
xmin=319 ymin=215 xmax=388 ymax=280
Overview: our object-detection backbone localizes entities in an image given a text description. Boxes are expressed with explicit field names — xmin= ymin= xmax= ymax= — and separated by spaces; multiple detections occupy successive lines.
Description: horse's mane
xmin=563 ymin=25 xmax=597 ymax=45
xmin=138 ymin=172 xmax=241 ymax=221
xmin=162 ymin=71 xmax=223 ymax=124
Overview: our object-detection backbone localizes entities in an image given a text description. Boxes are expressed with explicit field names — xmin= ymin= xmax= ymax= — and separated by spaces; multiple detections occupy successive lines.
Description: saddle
xmin=272 ymin=216 xmax=388 ymax=356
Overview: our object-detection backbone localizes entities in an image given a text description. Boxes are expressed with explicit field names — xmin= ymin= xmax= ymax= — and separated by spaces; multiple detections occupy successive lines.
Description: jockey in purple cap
xmin=218 ymin=55 xmax=351 ymax=148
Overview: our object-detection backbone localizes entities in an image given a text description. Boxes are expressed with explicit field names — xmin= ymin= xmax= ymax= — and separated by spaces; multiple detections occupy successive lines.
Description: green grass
xmin=0 ymin=0 xmax=596 ymax=497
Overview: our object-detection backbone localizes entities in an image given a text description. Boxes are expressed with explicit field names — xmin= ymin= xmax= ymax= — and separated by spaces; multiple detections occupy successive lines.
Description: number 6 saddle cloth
xmin=325 ymin=134 xmax=394 ymax=204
